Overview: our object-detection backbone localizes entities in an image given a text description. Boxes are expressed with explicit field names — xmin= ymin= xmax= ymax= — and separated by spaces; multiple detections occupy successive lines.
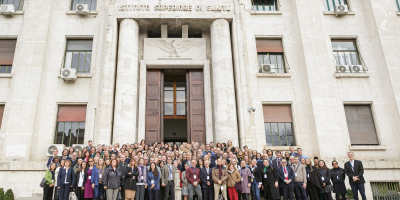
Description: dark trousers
xmin=294 ymin=182 xmax=308 ymax=200
xmin=281 ymin=185 xmax=294 ymax=200
xmin=43 ymin=184 xmax=54 ymax=200
xmin=306 ymin=182 xmax=319 ymax=200
xmin=149 ymin=189 xmax=160 ymax=200
xmin=121 ymin=185 xmax=125 ymax=199
xmin=164 ymin=180 xmax=175 ymax=200
xmin=94 ymin=184 xmax=104 ymax=200
xmin=240 ymin=193 xmax=249 ymax=200
xmin=203 ymin=187 xmax=214 ymax=200
xmin=321 ymin=192 xmax=332 ymax=200
xmin=76 ymin=187 xmax=84 ymax=200
xmin=335 ymin=193 xmax=346 ymax=200
xmin=263 ymin=184 xmax=272 ymax=200
xmin=350 ymin=183 xmax=366 ymax=200
xmin=58 ymin=184 xmax=71 ymax=200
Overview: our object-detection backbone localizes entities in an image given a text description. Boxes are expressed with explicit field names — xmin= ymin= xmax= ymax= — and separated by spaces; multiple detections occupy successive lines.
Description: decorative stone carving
xmin=144 ymin=38 xmax=206 ymax=60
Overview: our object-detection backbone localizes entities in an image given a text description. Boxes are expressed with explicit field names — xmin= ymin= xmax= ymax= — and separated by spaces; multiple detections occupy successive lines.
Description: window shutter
xmin=344 ymin=105 xmax=379 ymax=145
xmin=263 ymin=105 xmax=292 ymax=123
xmin=57 ymin=105 xmax=87 ymax=122
xmin=256 ymin=39 xmax=283 ymax=53
xmin=0 ymin=40 xmax=17 ymax=65
xmin=0 ymin=105 xmax=4 ymax=130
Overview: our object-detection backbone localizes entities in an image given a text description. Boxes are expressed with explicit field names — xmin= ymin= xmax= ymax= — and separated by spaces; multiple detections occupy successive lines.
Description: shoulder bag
xmin=229 ymin=173 xmax=243 ymax=193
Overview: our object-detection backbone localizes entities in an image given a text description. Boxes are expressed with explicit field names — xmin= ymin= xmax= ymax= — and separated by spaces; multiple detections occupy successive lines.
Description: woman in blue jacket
xmin=147 ymin=162 xmax=161 ymax=200
xmin=57 ymin=159 xmax=76 ymax=200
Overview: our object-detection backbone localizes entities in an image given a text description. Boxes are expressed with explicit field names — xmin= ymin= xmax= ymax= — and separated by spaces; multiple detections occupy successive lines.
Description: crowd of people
xmin=42 ymin=140 xmax=367 ymax=200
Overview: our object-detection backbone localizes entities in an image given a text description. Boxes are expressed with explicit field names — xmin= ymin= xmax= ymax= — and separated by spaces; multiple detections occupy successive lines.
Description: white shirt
xmin=78 ymin=171 xmax=84 ymax=187
xmin=64 ymin=167 xmax=70 ymax=184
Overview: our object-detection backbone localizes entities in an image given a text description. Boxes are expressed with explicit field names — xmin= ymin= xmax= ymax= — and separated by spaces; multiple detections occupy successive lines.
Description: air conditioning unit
xmin=350 ymin=65 xmax=363 ymax=73
xmin=46 ymin=144 xmax=66 ymax=157
xmin=0 ymin=4 xmax=15 ymax=16
xmin=334 ymin=4 xmax=348 ymax=16
xmin=337 ymin=65 xmax=350 ymax=73
xmin=72 ymin=144 xmax=84 ymax=152
xmin=61 ymin=68 xmax=77 ymax=82
xmin=262 ymin=64 xmax=277 ymax=73
xmin=76 ymin=4 xmax=89 ymax=16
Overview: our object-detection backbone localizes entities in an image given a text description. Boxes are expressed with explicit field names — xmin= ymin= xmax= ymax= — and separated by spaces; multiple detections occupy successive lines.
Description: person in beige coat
xmin=227 ymin=163 xmax=241 ymax=200
xmin=212 ymin=157 xmax=228 ymax=200
xmin=181 ymin=163 xmax=190 ymax=200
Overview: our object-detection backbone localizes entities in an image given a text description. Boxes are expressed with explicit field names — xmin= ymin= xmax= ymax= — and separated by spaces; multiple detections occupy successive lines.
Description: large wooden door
xmin=145 ymin=70 xmax=162 ymax=144
xmin=188 ymin=70 xmax=205 ymax=144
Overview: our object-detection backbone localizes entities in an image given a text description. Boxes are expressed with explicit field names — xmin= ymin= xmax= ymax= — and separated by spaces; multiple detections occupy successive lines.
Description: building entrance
xmin=145 ymin=69 xmax=205 ymax=144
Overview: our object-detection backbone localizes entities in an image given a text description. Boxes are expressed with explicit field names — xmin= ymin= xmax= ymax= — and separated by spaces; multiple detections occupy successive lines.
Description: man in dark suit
xmin=200 ymin=160 xmax=214 ymax=200
xmin=118 ymin=155 xmax=128 ymax=199
xmin=278 ymin=159 xmax=295 ymax=200
xmin=344 ymin=152 xmax=366 ymax=200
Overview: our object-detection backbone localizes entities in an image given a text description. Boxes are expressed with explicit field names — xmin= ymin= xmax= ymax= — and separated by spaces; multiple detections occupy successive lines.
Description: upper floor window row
xmin=0 ymin=39 xmax=16 ymax=74
xmin=252 ymin=0 xmax=279 ymax=11
xmin=332 ymin=40 xmax=367 ymax=73
xmin=256 ymin=39 xmax=288 ymax=73
xmin=64 ymin=40 xmax=93 ymax=74
xmin=323 ymin=0 xmax=348 ymax=11
xmin=71 ymin=0 xmax=97 ymax=11
xmin=396 ymin=0 xmax=400 ymax=11
xmin=0 ymin=0 xmax=24 ymax=11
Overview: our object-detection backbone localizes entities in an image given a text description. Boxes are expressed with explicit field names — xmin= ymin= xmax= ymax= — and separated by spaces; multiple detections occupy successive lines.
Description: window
xmin=0 ymin=105 xmax=4 ymax=130
xmin=371 ymin=182 xmax=400 ymax=200
xmin=257 ymin=39 xmax=287 ymax=73
xmin=252 ymin=0 xmax=279 ymax=11
xmin=71 ymin=0 xmax=97 ymax=11
xmin=0 ymin=0 xmax=24 ymax=11
xmin=263 ymin=105 xmax=295 ymax=146
xmin=344 ymin=105 xmax=379 ymax=145
xmin=0 ymin=40 xmax=17 ymax=74
xmin=323 ymin=0 xmax=348 ymax=11
xmin=64 ymin=40 xmax=93 ymax=74
xmin=331 ymin=40 xmax=365 ymax=73
xmin=164 ymin=77 xmax=187 ymax=118
xmin=396 ymin=0 xmax=400 ymax=11
xmin=55 ymin=105 xmax=86 ymax=146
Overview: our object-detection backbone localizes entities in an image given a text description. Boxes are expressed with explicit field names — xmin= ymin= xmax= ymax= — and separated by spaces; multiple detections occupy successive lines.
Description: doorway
xmin=163 ymin=70 xmax=188 ymax=142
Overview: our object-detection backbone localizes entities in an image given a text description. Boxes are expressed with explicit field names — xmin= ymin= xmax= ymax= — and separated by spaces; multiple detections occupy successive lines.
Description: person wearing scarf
xmin=305 ymin=159 xmax=323 ymax=200
xmin=227 ymin=163 xmax=241 ymax=200
xmin=256 ymin=159 xmax=279 ymax=200
xmin=136 ymin=158 xmax=147 ymax=200
xmin=212 ymin=157 xmax=228 ymax=200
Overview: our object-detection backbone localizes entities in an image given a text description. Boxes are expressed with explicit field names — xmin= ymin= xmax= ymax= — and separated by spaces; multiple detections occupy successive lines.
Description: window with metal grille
xmin=396 ymin=0 xmax=400 ymax=11
xmin=0 ymin=40 xmax=17 ymax=74
xmin=252 ymin=0 xmax=279 ymax=11
xmin=332 ymin=40 xmax=367 ymax=73
xmin=371 ymin=182 xmax=400 ymax=200
xmin=71 ymin=0 xmax=97 ymax=11
xmin=256 ymin=39 xmax=288 ymax=73
xmin=263 ymin=105 xmax=295 ymax=146
xmin=64 ymin=40 xmax=93 ymax=74
xmin=54 ymin=105 xmax=86 ymax=146
xmin=0 ymin=0 xmax=24 ymax=11
xmin=323 ymin=0 xmax=348 ymax=11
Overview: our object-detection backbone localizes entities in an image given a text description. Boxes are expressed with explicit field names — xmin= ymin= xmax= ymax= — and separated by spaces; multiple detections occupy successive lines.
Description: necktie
xmin=284 ymin=167 xmax=288 ymax=180
xmin=168 ymin=165 xmax=172 ymax=179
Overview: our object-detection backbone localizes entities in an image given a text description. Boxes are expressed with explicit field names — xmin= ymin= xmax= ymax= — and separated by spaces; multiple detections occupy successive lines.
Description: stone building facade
xmin=0 ymin=0 xmax=400 ymax=198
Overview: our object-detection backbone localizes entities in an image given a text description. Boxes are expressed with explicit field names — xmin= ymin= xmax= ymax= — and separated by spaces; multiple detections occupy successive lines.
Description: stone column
xmin=210 ymin=19 xmax=239 ymax=146
xmin=113 ymin=19 xmax=139 ymax=144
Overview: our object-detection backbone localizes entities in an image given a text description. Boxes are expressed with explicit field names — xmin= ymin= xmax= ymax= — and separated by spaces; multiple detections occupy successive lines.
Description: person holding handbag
xmin=317 ymin=160 xmax=333 ymax=200
xmin=227 ymin=163 xmax=241 ymax=200
xmin=257 ymin=159 xmax=279 ymax=200
xmin=75 ymin=161 xmax=87 ymax=200
xmin=125 ymin=159 xmax=139 ymax=200
xmin=43 ymin=163 xmax=57 ymax=200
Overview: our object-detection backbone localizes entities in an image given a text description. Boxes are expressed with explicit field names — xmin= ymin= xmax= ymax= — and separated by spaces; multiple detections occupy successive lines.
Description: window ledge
xmin=349 ymin=145 xmax=386 ymax=151
xmin=250 ymin=10 xmax=282 ymax=15
xmin=397 ymin=11 xmax=400 ymax=16
xmin=257 ymin=73 xmax=291 ymax=78
xmin=57 ymin=74 xmax=92 ymax=78
xmin=264 ymin=146 xmax=301 ymax=151
xmin=323 ymin=11 xmax=356 ymax=15
xmin=66 ymin=11 xmax=98 ymax=16
xmin=0 ymin=74 xmax=12 ymax=78
xmin=335 ymin=72 xmax=370 ymax=79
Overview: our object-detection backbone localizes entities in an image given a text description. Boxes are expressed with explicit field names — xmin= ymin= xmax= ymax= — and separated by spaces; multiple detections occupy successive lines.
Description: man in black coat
xmin=344 ymin=152 xmax=366 ymax=200
xmin=277 ymin=159 xmax=295 ymax=200
xmin=200 ymin=160 xmax=214 ymax=200
xmin=118 ymin=155 xmax=128 ymax=200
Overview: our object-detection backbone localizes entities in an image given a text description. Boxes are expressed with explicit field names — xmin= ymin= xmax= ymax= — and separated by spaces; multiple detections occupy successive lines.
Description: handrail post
xmin=174 ymin=169 xmax=182 ymax=200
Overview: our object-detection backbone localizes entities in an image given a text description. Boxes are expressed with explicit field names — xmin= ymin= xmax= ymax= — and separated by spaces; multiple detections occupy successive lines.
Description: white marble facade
xmin=0 ymin=0 xmax=400 ymax=198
